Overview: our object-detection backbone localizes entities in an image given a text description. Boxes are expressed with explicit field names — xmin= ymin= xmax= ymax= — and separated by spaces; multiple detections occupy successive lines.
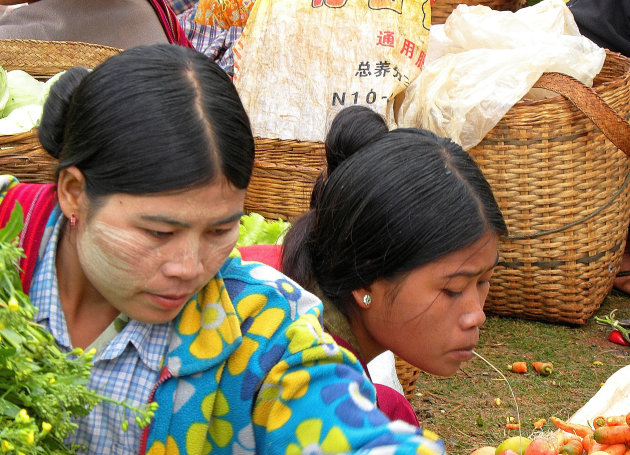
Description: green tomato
xmin=495 ymin=436 xmax=532 ymax=455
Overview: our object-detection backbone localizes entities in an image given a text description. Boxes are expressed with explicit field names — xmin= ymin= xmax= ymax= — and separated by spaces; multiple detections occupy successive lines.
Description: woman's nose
xmin=460 ymin=289 xmax=487 ymax=329
xmin=161 ymin=239 xmax=205 ymax=280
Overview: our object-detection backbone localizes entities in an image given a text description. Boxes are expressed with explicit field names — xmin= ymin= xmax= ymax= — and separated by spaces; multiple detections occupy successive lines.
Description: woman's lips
xmin=449 ymin=344 xmax=478 ymax=362
xmin=146 ymin=292 xmax=190 ymax=310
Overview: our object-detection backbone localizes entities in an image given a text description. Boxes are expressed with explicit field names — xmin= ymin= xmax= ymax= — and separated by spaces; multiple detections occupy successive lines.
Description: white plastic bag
xmin=568 ymin=364 xmax=630 ymax=426
xmin=397 ymin=0 xmax=606 ymax=150
xmin=367 ymin=350 xmax=405 ymax=395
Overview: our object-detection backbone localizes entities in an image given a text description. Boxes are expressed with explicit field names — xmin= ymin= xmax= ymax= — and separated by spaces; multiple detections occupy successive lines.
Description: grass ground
xmin=410 ymin=291 xmax=630 ymax=455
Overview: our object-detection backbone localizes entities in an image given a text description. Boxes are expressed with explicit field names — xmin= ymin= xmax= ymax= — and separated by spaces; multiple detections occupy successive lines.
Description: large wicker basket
xmin=431 ymin=0 xmax=526 ymax=24
xmin=246 ymin=51 xmax=630 ymax=327
xmin=0 ymin=40 xmax=122 ymax=182
xmin=469 ymin=52 xmax=630 ymax=325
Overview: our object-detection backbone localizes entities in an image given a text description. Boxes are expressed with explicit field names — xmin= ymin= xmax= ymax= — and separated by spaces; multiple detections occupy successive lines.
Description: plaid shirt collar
xmin=30 ymin=208 xmax=169 ymax=372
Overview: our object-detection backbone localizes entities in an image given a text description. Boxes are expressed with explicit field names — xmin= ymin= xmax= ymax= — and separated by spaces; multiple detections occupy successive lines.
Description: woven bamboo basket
xmin=247 ymin=51 xmax=630 ymax=327
xmin=395 ymin=356 xmax=421 ymax=401
xmin=431 ymin=0 xmax=527 ymax=24
xmin=468 ymin=51 xmax=630 ymax=325
xmin=431 ymin=0 xmax=526 ymax=24
xmin=0 ymin=40 xmax=121 ymax=183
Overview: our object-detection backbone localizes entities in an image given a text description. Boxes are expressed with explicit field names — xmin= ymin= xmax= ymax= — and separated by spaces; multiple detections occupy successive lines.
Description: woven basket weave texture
xmin=247 ymin=52 xmax=630 ymax=327
xmin=468 ymin=51 xmax=630 ymax=325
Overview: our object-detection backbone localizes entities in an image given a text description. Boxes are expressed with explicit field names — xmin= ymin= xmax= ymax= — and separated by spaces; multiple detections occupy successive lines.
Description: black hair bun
xmin=38 ymin=67 xmax=90 ymax=159
xmin=324 ymin=105 xmax=389 ymax=175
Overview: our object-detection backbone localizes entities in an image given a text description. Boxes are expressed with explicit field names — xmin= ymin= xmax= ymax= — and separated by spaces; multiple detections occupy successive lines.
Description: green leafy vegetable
xmin=0 ymin=204 xmax=157 ymax=454
xmin=2 ymin=70 xmax=44 ymax=118
xmin=0 ymin=67 xmax=66 ymax=135
xmin=0 ymin=104 xmax=43 ymax=135
xmin=39 ymin=70 xmax=66 ymax=106
xmin=237 ymin=212 xmax=290 ymax=247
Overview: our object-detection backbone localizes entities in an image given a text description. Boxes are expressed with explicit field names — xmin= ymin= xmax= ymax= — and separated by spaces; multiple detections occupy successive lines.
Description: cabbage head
xmin=0 ymin=104 xmax=43 ymax=135
xmin=2 ymin=70 xmax=44 ymax=117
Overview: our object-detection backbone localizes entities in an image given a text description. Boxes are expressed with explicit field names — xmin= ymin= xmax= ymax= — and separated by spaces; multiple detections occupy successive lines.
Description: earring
xmin=70 ymin=213 xmax=77 ymax=229
xmin=362 ymin=294 xmax=372 ymax=307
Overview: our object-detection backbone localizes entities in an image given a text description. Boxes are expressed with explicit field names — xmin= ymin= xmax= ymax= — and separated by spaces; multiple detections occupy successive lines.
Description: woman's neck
xmin=56 ymin=225 xmax=120 ymax=349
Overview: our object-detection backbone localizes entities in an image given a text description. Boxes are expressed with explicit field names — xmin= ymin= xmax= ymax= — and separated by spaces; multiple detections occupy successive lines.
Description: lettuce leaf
xmin=237 ymin=213 xmax=290 ymax=247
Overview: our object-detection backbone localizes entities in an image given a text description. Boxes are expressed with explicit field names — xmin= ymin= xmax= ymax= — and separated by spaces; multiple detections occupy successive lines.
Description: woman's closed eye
xmin=443 ymin=289 xmax=462 ymax=297
xmin=206 ymin=223 xmax=239 ymax=237
xmin=145 ymin=229 xmax=173 ymax=239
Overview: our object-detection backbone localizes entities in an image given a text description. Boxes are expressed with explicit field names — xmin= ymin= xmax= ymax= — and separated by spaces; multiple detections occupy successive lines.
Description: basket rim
xmin=0 ymin=38 xmax=122 ymax=54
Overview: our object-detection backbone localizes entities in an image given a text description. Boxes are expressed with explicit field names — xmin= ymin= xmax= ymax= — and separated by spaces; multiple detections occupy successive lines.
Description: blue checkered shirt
xmin=166 ymin=0 xmax=243 ymax=76
xmin=29 ymin=206 xmax=172 ymax=454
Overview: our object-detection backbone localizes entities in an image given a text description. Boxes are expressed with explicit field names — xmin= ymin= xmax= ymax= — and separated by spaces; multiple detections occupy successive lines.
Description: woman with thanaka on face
xmin=0 ymin=45 xmax=446 ymax=454
xmin=281 ymin=105 xmax=508 ymax=425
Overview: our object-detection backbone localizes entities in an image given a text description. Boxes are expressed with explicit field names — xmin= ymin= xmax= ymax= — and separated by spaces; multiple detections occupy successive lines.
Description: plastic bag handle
xmin=532 ymin=72 xmax=630 ymax=156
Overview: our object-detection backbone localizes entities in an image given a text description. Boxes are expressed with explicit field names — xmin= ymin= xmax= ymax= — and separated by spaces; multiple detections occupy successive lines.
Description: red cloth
xmin=0 ymin=183 xmax=58 ymax=293
xmin=148 ymin=0 xmax=194 ymax=48
xmin=237 ymin=244 xmax=283 ymax=270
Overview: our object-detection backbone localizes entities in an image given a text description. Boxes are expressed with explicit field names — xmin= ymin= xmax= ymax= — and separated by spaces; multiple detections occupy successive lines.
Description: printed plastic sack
xmin=397 ymin=0 xmax=606 ymax=150
xmin=233 ymin=0 xmax=431 ymax=143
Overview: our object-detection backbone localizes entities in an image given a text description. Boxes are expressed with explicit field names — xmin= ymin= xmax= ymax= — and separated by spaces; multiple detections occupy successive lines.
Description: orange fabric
xmin=194 ymin=0 xmax=254 ymax=28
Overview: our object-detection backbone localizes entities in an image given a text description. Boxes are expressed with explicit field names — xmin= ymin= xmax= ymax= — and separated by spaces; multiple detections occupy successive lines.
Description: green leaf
xmin=237 ymin=213 xmax=290 ymax=247
xmin=0 ymin=398 xmax=21 ymax=418
xmin=0 ymin=203 xmax=24 ymax=243
xmin=0 ymin=326 xmax=23 ymax=349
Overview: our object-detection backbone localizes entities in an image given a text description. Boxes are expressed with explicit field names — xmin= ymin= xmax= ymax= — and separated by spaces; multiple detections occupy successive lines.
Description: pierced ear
xmin=351 ymin=288 xmax=372 ymax=309
xmin=57 ymin=166 xmax=87 ymax=219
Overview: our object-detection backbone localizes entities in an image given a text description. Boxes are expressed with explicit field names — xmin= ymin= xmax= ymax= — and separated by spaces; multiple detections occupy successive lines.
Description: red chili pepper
xmin=609 ymin=330 xmax=630 ymax=346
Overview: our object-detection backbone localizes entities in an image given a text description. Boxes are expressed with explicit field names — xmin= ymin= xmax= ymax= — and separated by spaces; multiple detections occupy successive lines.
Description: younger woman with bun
xmin=280 ymin=105 xmax=508 ymax=425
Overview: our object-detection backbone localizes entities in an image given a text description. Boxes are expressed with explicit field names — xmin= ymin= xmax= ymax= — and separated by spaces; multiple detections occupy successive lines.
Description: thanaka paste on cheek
xmin=76 ymin=221 xmax=158 ymax=301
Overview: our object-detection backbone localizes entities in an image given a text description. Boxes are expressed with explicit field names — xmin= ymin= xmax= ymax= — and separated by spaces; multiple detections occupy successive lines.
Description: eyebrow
xmin=139 ymin=211 xmax=244 ymax=229
xmin=444 ymin=255 xmax=500 ymax=279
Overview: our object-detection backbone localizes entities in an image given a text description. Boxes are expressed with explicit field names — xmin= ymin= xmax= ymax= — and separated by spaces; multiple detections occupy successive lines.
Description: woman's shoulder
xmin=218 ymin=250 xmax=322 ymax=320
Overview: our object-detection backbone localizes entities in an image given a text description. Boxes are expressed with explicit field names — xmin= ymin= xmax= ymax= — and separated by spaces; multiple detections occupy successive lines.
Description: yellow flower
xmin=179 ymin=279 xmax=241 ymax=359
xmin=286 ymin=314 xmax=344 ymax=365
xmin=228 ymin=293 xmax=285 ymax=376
xmin=286 ymin=418 xmax=350 ymax=455
xmin=2 ymin=440 xmax=14 ymax=453
xmin=146 ymin=436 xmax=180 ymax=455
xmin=252 ymin=361 xmax=311 ymax=431
xmin=16 ymin=409 xmax=29 ymax=423
xmin=8 ymin=296 xmax=18 ymax=311
xmin=41 ymin=422 xmax=52 ymax=433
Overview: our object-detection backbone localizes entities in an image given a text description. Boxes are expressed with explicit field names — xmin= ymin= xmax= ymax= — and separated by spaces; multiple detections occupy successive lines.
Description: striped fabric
xmin=0 ymin=182 xmax=58 ymax=293
xmin=148 ymin=0 xmax=194 ymax=48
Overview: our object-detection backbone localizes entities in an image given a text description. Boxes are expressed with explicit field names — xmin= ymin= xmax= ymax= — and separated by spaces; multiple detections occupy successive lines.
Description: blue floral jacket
xmin=142 ymin=253 xmax=445 ymax=454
